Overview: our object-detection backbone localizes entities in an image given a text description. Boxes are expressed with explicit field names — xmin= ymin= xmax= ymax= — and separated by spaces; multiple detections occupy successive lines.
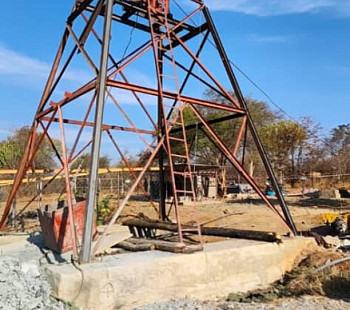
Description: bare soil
xmin=1 ymin=193 xmax=350 ymax=235
xmin=1 ymin=192 xmax=350 ymax=309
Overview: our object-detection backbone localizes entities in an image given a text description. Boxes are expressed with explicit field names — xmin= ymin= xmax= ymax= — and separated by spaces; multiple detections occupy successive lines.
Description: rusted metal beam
xmin=79 ymin=0 xmax=105 ymax=46
xmin=164 ymin=53 xmax=229 ymax=101
xmin=68 ymin=91 xmax=96 ymax=161
xmin=203 ymin=6 xmax=297 ymax=235
xmin=57 ymin=105 xmax=79 ymax=259
xmin=189 ymin=104 xmax=293 ymax=234
xmin=171 ymin=31 xmax=241 ymax=109
xmin=170 ymin=113 xmax=243 ymax=134
xmin=0 ymin=111 xmax=58 ymax=230
xmin=106 ymin=80 xmax=246 ymax=114
xmin=113 ymin=0 xmax=196 ymax=31
xmin=166 ymin=30 xmax=210 ymax=120
xmin=68 ymin=0 xmax=96 ymax=24
xmin=233 ymin=116 xmax=247 ymax=156
xmin=92 ymin=137 xmax=165 ymax=256
xmin=80 ymin=12 xmax=157 ymax=129
xmin=41 ymin=117 xmax=156 ymax=135
xmin=106 ymin=130 xmax=161 ymax=218
xmin=39 ymin=0 xmax=102 ymax=112
xmin=86 ymin=6 xmax=152 ymax=33
xmin=163 ymin=23 xmax=208 ymax=50
xmin=36 ymin=82 xmax=95 ymax=119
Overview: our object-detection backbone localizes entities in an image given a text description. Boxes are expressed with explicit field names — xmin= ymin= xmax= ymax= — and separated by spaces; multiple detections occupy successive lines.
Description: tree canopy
xmin=260 ymin=120 xmax=307 ymax=178
xmin=0 ymin=127 xmax=58 ymax=171
xmin=326 ymin=124 xmax=350 ymax=174
xmin=169 ymin=91 xmax=325 ymax=187
xmin=70 ymin=153 xmax=111 ymax=170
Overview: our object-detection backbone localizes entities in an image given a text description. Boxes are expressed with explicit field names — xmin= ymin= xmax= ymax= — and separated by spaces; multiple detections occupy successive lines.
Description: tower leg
xmin=80 ymin=0 xmax=114 ymax=263
xmin=203 ymin=6 xmax=297 ymax=235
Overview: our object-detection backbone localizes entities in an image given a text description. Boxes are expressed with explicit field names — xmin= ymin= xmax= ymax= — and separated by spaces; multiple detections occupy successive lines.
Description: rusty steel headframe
xmin=0 ymin=0 xmax=297 ymax=262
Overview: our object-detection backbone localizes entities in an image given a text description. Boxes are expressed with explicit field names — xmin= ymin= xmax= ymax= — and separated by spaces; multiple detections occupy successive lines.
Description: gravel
xmin=131 ymin=296 xmax=350 ymax=310
xmin=0 ymin=256 xmax=68 ymax=310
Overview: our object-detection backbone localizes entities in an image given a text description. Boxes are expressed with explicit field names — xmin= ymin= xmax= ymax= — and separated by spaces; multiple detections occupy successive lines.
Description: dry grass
xmin=285 ymin=248 xmax=350 ymax=299
xmin=226 ymin=247 xmax=350 ymax=303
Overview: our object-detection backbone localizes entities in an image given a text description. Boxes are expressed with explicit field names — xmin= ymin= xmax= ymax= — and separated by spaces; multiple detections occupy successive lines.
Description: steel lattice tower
xmin=0 ymin=0 xmax=297 ymax=263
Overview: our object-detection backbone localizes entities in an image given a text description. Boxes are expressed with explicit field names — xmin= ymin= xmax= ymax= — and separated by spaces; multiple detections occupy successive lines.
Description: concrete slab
xmin=45 ymin=237 xmax=317 ymax=310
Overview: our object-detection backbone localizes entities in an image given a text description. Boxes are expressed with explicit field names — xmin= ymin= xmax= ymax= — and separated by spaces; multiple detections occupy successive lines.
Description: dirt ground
xmin=1 ymin=192 xmax=350 ymax=309
xmin=2 ymin=192 xmax=350 ymax=236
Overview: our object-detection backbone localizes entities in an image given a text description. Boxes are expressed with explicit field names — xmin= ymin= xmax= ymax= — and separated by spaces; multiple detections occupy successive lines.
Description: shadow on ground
xmin=323 ymin=276 xmax=350 ymax=302
xmin=227 ymin=196 xmax=350 ymax=209
xmin=27 ymin=233 xmax=68 ymax=264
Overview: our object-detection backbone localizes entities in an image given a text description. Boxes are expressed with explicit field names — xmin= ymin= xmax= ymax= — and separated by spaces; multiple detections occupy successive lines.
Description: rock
xmin=323 ymin=235 xmax=342 ymax=248
xmin=0 ymin=256 xmax=68 ymax=310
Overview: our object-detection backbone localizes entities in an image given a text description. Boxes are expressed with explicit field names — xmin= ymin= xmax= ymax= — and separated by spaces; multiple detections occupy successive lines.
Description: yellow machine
xmin=322 ymin=213 xmax=349 ymax=234
xmin=322 ymin=213 xmax=349 ymax=225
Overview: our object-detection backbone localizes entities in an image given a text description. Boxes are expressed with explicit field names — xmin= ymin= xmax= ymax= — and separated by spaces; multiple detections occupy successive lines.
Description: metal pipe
xmin=157 ymin=39 xmax=166 ymax=220
xmin=80 ymin=0 xmax=114 ymax=264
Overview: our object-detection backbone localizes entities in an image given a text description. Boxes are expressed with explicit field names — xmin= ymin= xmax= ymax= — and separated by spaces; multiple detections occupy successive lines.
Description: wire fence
xmin=0 ymin=171 xmax=349 ymax=206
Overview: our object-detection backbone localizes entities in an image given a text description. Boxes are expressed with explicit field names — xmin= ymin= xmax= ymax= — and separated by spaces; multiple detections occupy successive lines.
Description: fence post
xmin=37 ymin=180 xmax=43 ymax=209
xmin=11 ymin=198 xmax=16 ymax=228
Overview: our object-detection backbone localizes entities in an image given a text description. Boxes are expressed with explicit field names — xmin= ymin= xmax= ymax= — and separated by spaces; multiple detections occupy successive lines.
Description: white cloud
xmin=0 ymin=44 xmax=93 ymax=86
xmin=249 ymin=34 xmax=289 ymax=44
xmin=0 ymin=43 xmax=157 ymax=101
xmin=0 ymin=45 xmax=50 ymax=78
xmin=326 ymin=65 xmax=350 ymax=75
xmin=202 ymin=0 xmax=350 ymax=16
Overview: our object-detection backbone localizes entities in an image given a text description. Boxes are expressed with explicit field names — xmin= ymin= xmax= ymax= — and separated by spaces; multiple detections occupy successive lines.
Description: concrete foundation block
xmin=45 ymin=237 xmax=316 ymax=309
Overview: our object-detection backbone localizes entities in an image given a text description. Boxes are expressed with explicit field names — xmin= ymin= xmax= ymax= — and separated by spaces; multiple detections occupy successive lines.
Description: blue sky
xmin=0 ymin=0 xmax=349 ymax=152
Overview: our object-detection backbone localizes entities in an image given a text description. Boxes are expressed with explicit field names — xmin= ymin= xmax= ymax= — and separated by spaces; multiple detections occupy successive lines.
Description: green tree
xmin=70 ymin=153 xmax=111 ymax=170
xmin=326 ymin=124 xmax=350 ymax=174
xmin=297 ymin=117 xmax=324 ymax=174
xmin=0 ymin=127 xmax=58 ymax=170
xmin=201 ymin=91 xmax=280 ymax=178
xmin=0 ymin=140 xmax=22 ymax=169
xmin=167 ymin=91 xmax=280 ymax=194
xmin=260 ymin=121 xmax=307 ymax=182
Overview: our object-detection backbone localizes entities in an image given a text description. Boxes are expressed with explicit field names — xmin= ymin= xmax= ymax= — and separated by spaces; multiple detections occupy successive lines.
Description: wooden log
xmin=117 ymin=241 xmax=155 ymax=252
xmin=123 ymin=218 xmax=281 ymax=243
xmin=182 ymin=244 xmax=203 ymax=254
xmin=128 ymin=237 xmax=186 ymax=253
xmin=128 ymin=237 xmax=203 ymax=254
xmin=154 ymin=242 xmax=185 ymax=253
